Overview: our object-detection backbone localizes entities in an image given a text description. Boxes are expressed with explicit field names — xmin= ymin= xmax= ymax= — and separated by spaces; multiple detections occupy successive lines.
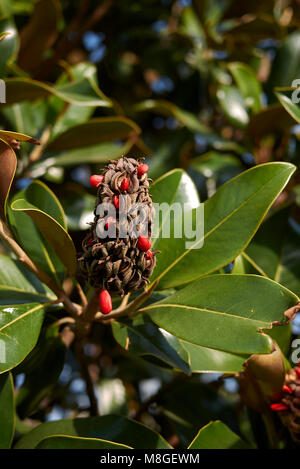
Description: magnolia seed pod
xmin=270 ymin=364 xmax=300 ymax=444
xmin=79 ymin=157 xmax=157 ymax=296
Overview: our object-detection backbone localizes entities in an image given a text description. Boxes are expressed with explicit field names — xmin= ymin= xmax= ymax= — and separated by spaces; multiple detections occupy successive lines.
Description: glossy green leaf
xmin=140 ymin=275 xmax=298 ymax=355
xmin=31 ymin=141 xmax=134 ymax=173
xmin=268 ymin=31 xmax=300 ymax=96
xmin=0 ymin=18 xmax=18 ymax=76
xmin=12 ymin=198 xmax=76 ymax=277
xmin=8 ymin=181 xmax=69 ymax=286
xmin=47 ymin=117 xmax=141 ymax=151
xmin=112 ymin=316 xmax=190 ymax=374
xmin=275 ymin=89 xmax=300 ymax=124
xmin=49 ymin=63 xmax=100 ymax=140
xmin=0 ymin=138 xmax=16 ymax=219
xmin=0 ymin=372 xmax=15 ymax=448
xmin=181 ymin=341 xmax=246 ymax=374
xmin=242 ymin=208 xmax=300 ymax=297
xmin=37 ymin=435 xmax=132 ymax=449
xmin=1 ymin=101 xmax=47 ymax=148
xmin=0 ymin=254 xmax=55 ymax=304
xmin=151 ymin=169 xmax=200 ymax=249
xmin=5 ymin=76 xmax=112 ymax=107
xmin=217 ymin=85 xmax=249 ymax=129
xmin=179 ymin=6 xmax=205 ymax=45
xmin=0 ymin=303 xmax=46 ymax=373
xmin=188 ymin=421 xmax=251 ymax=449
xmin=151 ymin=162 xmax=295 ymax=289
xmin=15 ymin=415 xmax=172 ymax=449
xmin=228 ymin=62 xmax=262 ymax=113
xmin=0 ymin=130 xmax=39 ymax=145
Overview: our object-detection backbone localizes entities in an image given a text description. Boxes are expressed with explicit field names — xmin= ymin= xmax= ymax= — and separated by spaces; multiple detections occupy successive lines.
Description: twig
xmin=28 ymin=126 xmax=52 ymax=163
xmin=76 ymin=281 xmax=88 ymax=308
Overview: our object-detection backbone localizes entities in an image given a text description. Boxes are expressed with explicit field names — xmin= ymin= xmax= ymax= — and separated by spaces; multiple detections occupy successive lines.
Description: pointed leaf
xmin=181 ymin=341 xmax=246 ymax=374
xmin=0 ymin=130 xmax=39 ymax=145
xmin=151 ymin=169 xmax=200 ymax=250
xmin=0 ymin=138 xmax=17 ymax=219
xmin=0 ymin=18 xmax=18 ymax=76
xmin=217 ymin=85 xmax=249 ymax=129
xmin=15 ymin=415 xmax=172 ymax=449
xmin=188 ymin=421 xmax=251 ymax=449
xmin=8 ymin=181 xmax=70 ymax=285
xmin=240 ymin=207 xmax=300 ymax=299
xmin=275 ymin=89 xmax=300 ymax=124
xmin=5 ymin=76 xmax=112 ymax=107
xmin=31 ymin=141 xmax=134 ymax=174
xmin=140 ymin=275 xmax=298 ymax=354
xmin=0 ymin=254 xmax=55 ymax=304
xmin=0 ymin=372 xmax=14 ymax=448
xmin=47 ymin=117 xmax=141 ymax=151
xmin=37 ymin=435 xmax=132 ymax=449
xmin=151 ymin=162 xmax=295 ymax=289
xmin=228 ymin=62 xmax=262 ymax=113
xmin=112 ymin=316 xmax=190 ymax=374
xmin=12 ymin=197 xmax=76 ymax=277
xmin=0 ymin=303 xmax=46 ymax=373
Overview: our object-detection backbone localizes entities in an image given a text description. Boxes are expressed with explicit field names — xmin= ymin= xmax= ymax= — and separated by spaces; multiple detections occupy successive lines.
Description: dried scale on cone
xmin=79 ymin=157 xmax=157 ymax=297
xmin=270 ymin=364 xmax=300 ymax=444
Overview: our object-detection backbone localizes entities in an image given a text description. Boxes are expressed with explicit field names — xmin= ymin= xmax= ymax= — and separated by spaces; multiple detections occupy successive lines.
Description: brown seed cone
xmin=277 ymin=366 xmax=300 ymax=443
xmin=78 ymin=157 xmax=157 ymax=296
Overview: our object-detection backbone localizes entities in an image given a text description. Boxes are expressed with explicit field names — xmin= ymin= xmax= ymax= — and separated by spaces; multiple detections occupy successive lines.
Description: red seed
xmin=90 ymin=174 xmax=104 ymax=187
xmin=270 ymin=403 xmax=289 ymax=412
xmin=87 ymin=237 xmax=95 ymax=245
xmin=283 ymin=385 xmax=293 ymax=394
xmin=113 ymin=195 xmax=120 ymax=209
xmin=137 ymin=235 xmax=151 ymax=252
xmin=105 ymin=216 xmax=115 ymax=230
xmin=120 ymin=177 xmax=129 ymax=192
xmin=99 ymin=289 xmax=112 ymax=315
xmin=145 ymin=250 xmax=153 ymax=260
xmin=137 ymin=164 xmax=149 ymax=178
